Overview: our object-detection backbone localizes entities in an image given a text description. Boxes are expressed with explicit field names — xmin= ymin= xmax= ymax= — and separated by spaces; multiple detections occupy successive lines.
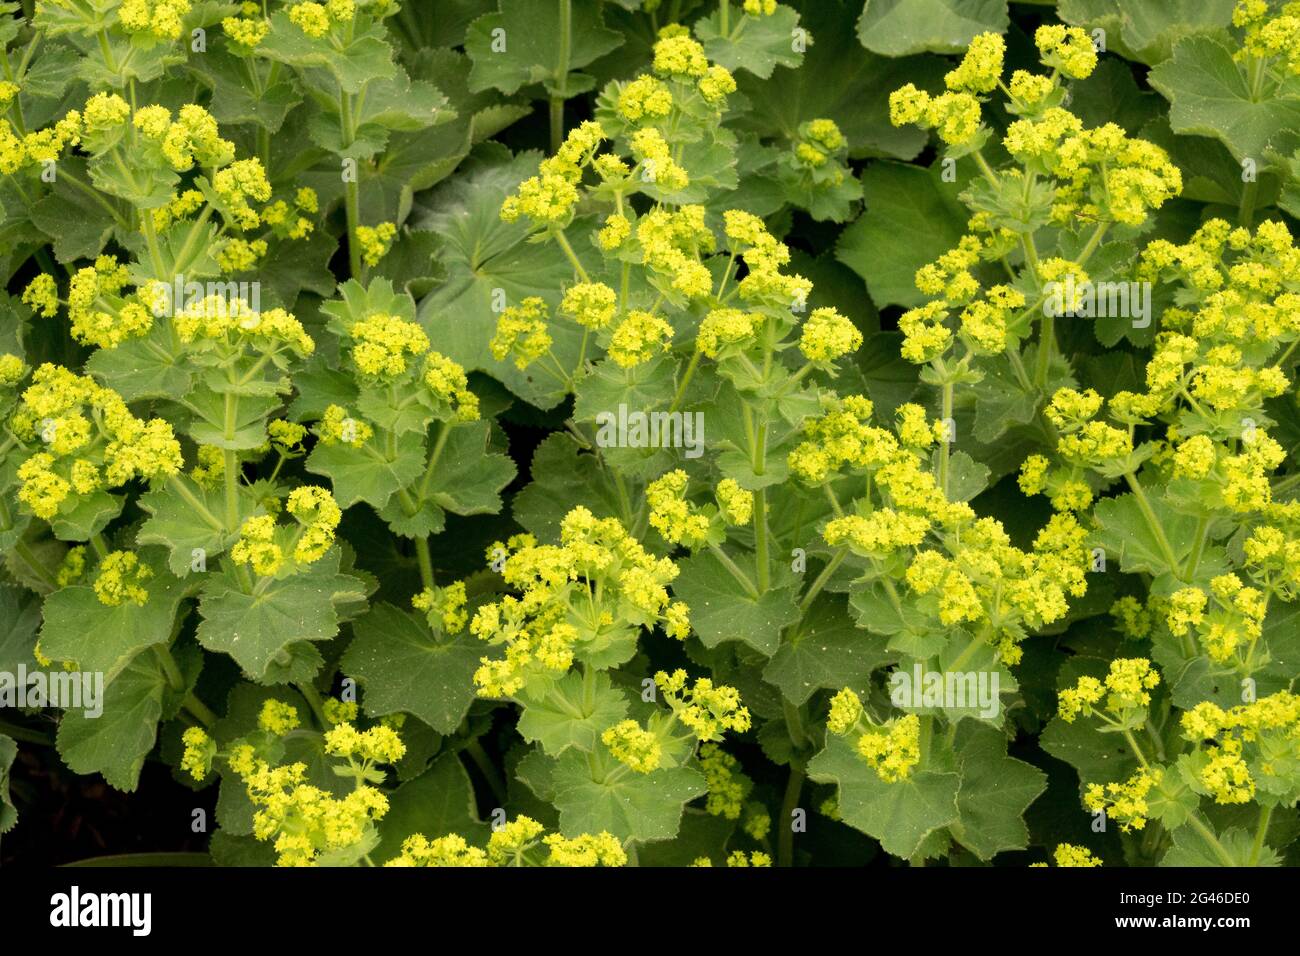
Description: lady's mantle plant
xmin=0 ymin=0 xmax=1298 ymax=869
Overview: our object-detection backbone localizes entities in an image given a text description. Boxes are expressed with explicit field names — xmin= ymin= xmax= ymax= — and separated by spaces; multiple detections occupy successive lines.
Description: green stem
xmin=939 ymin=379 xmax=953 ymax=497
xmin=552 ymin=227 xmax=590 ymax=282
xmin=777 ymin=761 xmax=804 ymax=868
xmin=167 ymin=475 xmax=224 ymax=532
xmin=340 ymin=90 xmax=361 ymax=279
xmin=1187 ymin=813 xmax=1238 ymax=867
xmin=1124 ymin=472 xmax=1180 ymax=577
xmin=799 ymin=548 xmax=846 ymax=612
xmin=1183 ymin=515 xmax=1210 ymax=582
xmin=415 ymin=536 xmax=434 ymax=591
xmin=1034 ymin=312 xmax=1054 ymax=388
xmin=152 ymin=645 xmax=185 ymax=692
xmin=753 ymin=488 xmax=770 ymax=593
xmin=464 ymin=738 xmax=508 ymax=806
xmin=708 ymin=543 xmax=759 ymax=598
xmin=14 ymin=540 xmax=57 ymax=590
xmin=1249 ymin=804 xmax=1274 ymax=866
xmin=295 ymin=682 xmax=328 ymax=729
xmin=183 ymin=693 xmax=218 ymax=729
xmin=550 ymin=0 xmax=572 ymax=154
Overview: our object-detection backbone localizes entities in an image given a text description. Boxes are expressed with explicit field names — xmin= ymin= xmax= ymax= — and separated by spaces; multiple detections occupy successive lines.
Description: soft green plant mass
xmin=0 ymin=0 xmax=1298 ymax=870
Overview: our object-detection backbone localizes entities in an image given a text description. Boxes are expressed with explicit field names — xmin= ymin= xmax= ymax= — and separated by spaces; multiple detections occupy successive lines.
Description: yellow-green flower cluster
xmin=715 ymin=479 xmax=753 ymax=526
xmin=323 ymin=721 xmax=407 ymax=765
xmin=905 ymin=514 xmax=1090 ymax=664
xmin=133 ymin=103 xmax=234 ymax=172
xmin=1084 ymin=768 xmax=1158 ymax=832
xmin=608 ymin=310 xmax=673 ymax=367
xmin=647 ymin=469 xmax=710 ymax=548
xmin=946 ymin=33 xmax=1005 ymax=93
xmin=213 ymin=159 xmax=273 ymax=230
xmin=387 ymin=817 xmax=626 ymax=867
xmin=412 ymin=580 xmax=469 ymax=633
xmin=348 ymin=312 xmax=430 ymax=379
xmin=12 ymin=365 xmax=182 ymax=520
xmin=560 ymin=281 xmax=617 ymax=330
xmin=1034 ymin=25 xmax=1098 ymax=78
xmin=1167 ymin=574 xmax=1268 ymax=664
xmin=471 ymin=509 xmax=691 ymax=696
xmin=798 ymin=307 xmax=861 ymax=363
xmin=1179 ymin=692 xmax=1300 ymax=804
xmin=1043 ymin=844 xmax=1103 ymax=867
xmin=288 ymin=0 xmax=354 ymax=37
xmin=268 ymin=420 xmax=308 ymax=456
xmin=356 ymin=222 xmax=397 ymax=267
xmin=423 ymin=353 xmax=479 ymax=421
xmin=60 ymin=257 xmax=154 ymax=350
xmin=181 ymin=727 xmax=216 ymax=780
xmin=119 ymin=0 xmax=192 ymax=40
xmin=316 ymin=404 xmax=373 ymax=447
xmin=889 ymin=84 xmax=982 ymax=146
xmin=1058 ymin=657 xmax=1161 ymax=722
xmin=173 ymin=296 xmax=314 ymax=357
xmin=93 ymin=551 xmax=153 ymax=607
xmin=241 ymin=758 xmax=390 ymax=867
xmin=635 ymin=205 xmax=713 ymax=297
xmin=490 ymin=297 xmax=552 ymax=370
xmin=655 ymin=668 xmax=751 ymax=742
xmin=854 ymin=713 xmax=921 ymax=783
xmin=258 ymin=700 xmax=302 ymax=736
xmin=286 ymin=486 xmax=341 ymax=564
xmin=698 ymin=742 xmax=754 ymax=819
xmin=601 ymin=719 xmax=663 ymax=773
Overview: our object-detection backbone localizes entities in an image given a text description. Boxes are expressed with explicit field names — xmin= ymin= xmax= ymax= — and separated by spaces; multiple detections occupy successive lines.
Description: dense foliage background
xmin=1 ymin=0 xmax=1299 ymax=868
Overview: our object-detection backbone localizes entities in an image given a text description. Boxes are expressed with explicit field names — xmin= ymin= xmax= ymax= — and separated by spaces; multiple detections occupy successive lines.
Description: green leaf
xmin=1159 ymin=823 xmax=1280 ymax=867
xmin=550 ymin=748 xmax=706 ymax=842
xmin=512 ymin=433 xmax=629 ymax=539
xmin=515 ymin=669 xmax=629 ymax=756
xmin=257 ymin=11 xmax=396 ymax=95
xmin=1092 ymin=492 xmax=1199 ymax=589
xmin=1148 ymin=35 xmax=1300 ymax=164
xmin=1059 ymin=0 xmax=1236 ymax=65
xmin=1039 ymin=713 xmax=1138 ymax=784
xmin=30 ymin=181 xmax=118 ymax=262
xmin=0 ymin=732 xmax=16 ymax=834
xmin=0 ymin=583 xmax=41 ymax=674
xmin=49 ymin=490 xmax=123 ymax=543
xmin=465 ymin=0 xmax=622 ymax=95
xmin=807 ymin=732 xmax=960 ymax=858
xmin=85 ymin=326 xmax=194 ymax=403
xmin=695 ymin=3 xmax=804 ymax=79
xmin=39 ymin=566 xmax=188 ymax=682
xmin=190 ymin=46 xmax=303 ymax=133
xmin=373 ymin=753 xmax=488 ymax=863
xmin=857 ymin=0 xmax=1009 ymax=56
xmin=419 ymin=419 xmax=516 ymax=518
xmin=306 ymin=437 xmax=425 ymax=510
xmin=56 ymin=652 xmax=167 ymax=792
xmin=673 ymin=550 xmax=801 ymax=656
xmin=836 ymin=161 xmax=969 ymax=308
xmin=412 ymin=145 xmax=584 ymax=409
xmin=763 ymin=594 xmax=892 ymax=705
xmin=195 ymin=550 xmax=364 ymax=683
xmin=949 ymin=722 xmax=1046 ymax=861
xmin=136 ymin=478 xmax=257 ymax=576
xmin=342 ymin=603 xmax=480 ymax=735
